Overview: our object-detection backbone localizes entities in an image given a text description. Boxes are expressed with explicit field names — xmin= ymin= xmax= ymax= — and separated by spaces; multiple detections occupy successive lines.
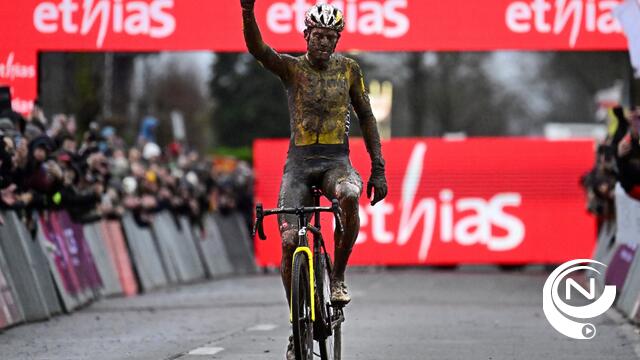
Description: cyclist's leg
xmin=321 ymin=159 xmax=363 ymax=287
xmin=277 ymin=169 xmax=313 ymax=306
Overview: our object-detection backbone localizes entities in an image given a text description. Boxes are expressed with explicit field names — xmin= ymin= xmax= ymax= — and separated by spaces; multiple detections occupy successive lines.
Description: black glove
xmin=367 ymin=158 xmax=387 ymax=206
xmin=241 ymin=0 xmax=255 ymax=10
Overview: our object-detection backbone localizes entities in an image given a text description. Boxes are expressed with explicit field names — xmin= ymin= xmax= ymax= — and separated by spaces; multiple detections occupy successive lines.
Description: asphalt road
xmin=0 ymin=269 xmax=638 ymax=360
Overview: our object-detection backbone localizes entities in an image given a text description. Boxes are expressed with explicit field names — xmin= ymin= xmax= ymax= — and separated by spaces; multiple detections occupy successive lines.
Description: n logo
xmin=565 ymin=278 xmax=596 ymax=301
xmin=543 ymin=259 xmax=616 ymax=340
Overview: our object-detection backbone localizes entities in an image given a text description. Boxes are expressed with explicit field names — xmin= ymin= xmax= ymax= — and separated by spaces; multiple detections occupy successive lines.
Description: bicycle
xmin=252 ymin=186 xmax=346 ymax=360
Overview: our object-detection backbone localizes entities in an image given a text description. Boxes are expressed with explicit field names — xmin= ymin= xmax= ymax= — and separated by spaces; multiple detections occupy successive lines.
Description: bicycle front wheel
xmin=292 ymin=252 xmax=313 ymax=360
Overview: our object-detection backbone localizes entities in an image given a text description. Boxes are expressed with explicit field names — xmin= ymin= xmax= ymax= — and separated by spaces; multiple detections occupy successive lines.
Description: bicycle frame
xmin=252 ymin=189 xmax=343 ymax=325
xmin=289 ymin=188 xmax=329 ymax=323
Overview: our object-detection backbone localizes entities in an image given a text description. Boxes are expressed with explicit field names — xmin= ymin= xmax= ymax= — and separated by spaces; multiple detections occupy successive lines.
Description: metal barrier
xmin=54 ymin=211 xmax=102 ymax=302
xmin=613 ymin=185 xmax=640 ymax=322
xmin=36 ymin=211 xmax=103 ymax=312
xmin=152 ymin=211 xmax=205 ymax=283
xmin=619 ymin=250 xmax=640 ymax=321
xmin=100 ymin=220 xmax=138 ymax=296
xmin=84 ymin=222 xmax=123 ymax=297
xmin=37 ymin=214 xmax=80 ymax=312
xmin=0 ymin=211 xmax=53 ymax=321
xmin=121 ymin=213 xmax=168 ymax=292
xmin=0 ymin=237 xmax=23 ymax=329
xmin=193 ymin=216 xmax=234 ymax=278
xmin=212 ymin=212 xmax=258 ymax=275
xmin=0 ymin=209 xmax=253 ymax=330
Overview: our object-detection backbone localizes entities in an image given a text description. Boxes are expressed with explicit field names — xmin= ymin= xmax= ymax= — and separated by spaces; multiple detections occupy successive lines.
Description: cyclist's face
xmin=305 ymin=27 xmax=340 ymax=63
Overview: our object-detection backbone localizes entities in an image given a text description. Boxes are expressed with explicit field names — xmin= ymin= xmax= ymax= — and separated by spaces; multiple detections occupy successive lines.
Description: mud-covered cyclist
xmin=240 ymin=1 xmax=388 ymax=357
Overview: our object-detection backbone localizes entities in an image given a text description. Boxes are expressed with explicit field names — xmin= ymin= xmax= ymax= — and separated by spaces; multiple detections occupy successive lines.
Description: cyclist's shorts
xmin=277 ymin=156 xmax=363 ymax=233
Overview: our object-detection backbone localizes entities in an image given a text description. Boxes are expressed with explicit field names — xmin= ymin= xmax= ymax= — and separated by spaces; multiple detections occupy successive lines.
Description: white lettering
xmin=32 ymin=0 xmax=177 ymax=48
xmin=34 ymin=2 xmax=60 ymax=33
xmin=358 ymin=2 xmax=384 ymax=35
xmin=81 ymin=0 xmax=111 ymax=48
xmin=369 ymin=200 xmax=394 ymax=244
xmin=439 ymin=189 xmax=454 ymax=242
xmin=597 ymin=0 xmax=623 ymax=33
xmin=59 ymin=0 xmax=79 ymax=33
xmin=355 ymin=142 xmax=526 ymax=262
xmin=455 ymin=198 xmax=490 ymax=246
xmin=487 ymin=193 xmax=525 ymax=251
xmin=293 ymin=0 xmax=310 ymax=33
xmin=506 ymin=2 xmax=532 ymax=33
xmin=531 ymin=0 xmax=552 ymax=32
xmin=0 ymin=53 xmax=37 ymax=81
xmin=265 ymin=0 xmax=409 ymax=39
xmin=150 ymin=0 xmax=175 ymax=38
xmin=11 ymin=98 xmax=35 ymax=116
xmin=505 ymin=0 xmax=623 ymax=48
xmin=125 ymin=1 xmax=150 ymax=35
xmin=114 ymin=0 xmax=124 ymax=33
xmin=267 ymin=3 xmax=294 ymax=34
xmin=346 ymin=0 xmax=358 ymax=33
xmin=554 ymin=0 xmax=583 ymax=48
xmin=566 ymin=278 xmax=596 ymax=300
xmin=586 ymin=0 xmax=597 ymax=31
xmin=383 ymin=0 xmax=409 ymax=38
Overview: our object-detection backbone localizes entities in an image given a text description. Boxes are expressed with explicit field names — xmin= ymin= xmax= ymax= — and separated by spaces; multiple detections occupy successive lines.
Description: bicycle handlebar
xmin=252 ymin=199 xmax=344 ymax=240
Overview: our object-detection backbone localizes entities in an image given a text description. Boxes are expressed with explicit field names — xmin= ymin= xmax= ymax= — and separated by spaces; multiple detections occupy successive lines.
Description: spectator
xmin=0 ymin=99 xmax=255 ymax=236
xmin=584 ymin=106 xmax=640 ymax=221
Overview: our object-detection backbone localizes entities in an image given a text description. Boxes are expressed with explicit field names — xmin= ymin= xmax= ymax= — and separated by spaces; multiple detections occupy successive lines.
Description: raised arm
xmin=349 ymin=60 xmax=388 ymax=206
xmin=241 ymin=0 xmax=290 ymax=80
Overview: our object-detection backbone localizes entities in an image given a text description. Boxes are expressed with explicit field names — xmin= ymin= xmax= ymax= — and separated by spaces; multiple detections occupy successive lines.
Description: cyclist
xmin=240 ymin=1 xmax=387 ymax=357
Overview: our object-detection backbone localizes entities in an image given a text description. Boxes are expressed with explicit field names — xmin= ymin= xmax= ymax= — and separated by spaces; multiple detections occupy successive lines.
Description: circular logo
xmin=542 ymin=259 xmax=616 ymax=340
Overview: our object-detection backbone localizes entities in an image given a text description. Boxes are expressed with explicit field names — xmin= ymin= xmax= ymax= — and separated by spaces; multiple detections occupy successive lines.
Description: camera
xmin=0 ymin=87 xmax=12 ymax=114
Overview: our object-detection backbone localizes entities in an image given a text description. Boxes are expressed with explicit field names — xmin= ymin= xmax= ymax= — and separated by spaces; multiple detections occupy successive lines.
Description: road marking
xmin=247 ymin=323 xmax=278 ymax=331
xmin=188 ymin=347 xmax=224 ymax=355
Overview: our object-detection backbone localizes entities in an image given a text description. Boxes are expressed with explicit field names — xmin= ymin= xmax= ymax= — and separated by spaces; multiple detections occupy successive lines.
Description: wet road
xmin=0 ymin=269 xmax=638 ymax=360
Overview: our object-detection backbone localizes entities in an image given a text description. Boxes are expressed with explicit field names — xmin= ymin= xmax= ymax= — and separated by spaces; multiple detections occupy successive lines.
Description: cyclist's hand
xmin=241 ymin=0 xmax=255 ymax=10
xmin=367 ymin=158 xmax=387 ymax=206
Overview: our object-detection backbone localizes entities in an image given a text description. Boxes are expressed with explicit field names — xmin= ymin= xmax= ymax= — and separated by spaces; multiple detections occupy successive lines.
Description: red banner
xmin=0 ymin=49 xmax=37 ymax=115
xmin=0 ymin=1 xmax=627 ymax=115
xmin=253 ymin=138 xmax=597 ymax=266
xmin=0 ymin=0 xmax=628 ymax=51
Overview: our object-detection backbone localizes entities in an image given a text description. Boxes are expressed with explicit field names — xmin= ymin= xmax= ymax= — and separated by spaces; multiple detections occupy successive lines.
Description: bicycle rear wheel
xmin=318 ymin=256 xmax=341 ymax=360
xmin=333 ymin=324 xmax=341 ymax=360
xmin=292 ymin=252 xmax=313 ymax=360
xmin=320 ymin=321 xmax=341 ymax=360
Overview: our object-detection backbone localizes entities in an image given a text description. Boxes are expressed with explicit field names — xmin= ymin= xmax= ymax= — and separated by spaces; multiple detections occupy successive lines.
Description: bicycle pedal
xmin=330 ymin=300 xmax=349 ymax=308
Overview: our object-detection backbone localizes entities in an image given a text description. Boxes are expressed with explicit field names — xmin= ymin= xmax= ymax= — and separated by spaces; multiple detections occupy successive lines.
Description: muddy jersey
xmin=275 ymin=54 xmax=364 ymax=159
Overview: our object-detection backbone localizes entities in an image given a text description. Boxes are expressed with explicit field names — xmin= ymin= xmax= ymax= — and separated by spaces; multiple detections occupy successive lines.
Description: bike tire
xmin=318 ymin=256 xmax=339 ymax=360
xmin=292 ymin=253 xmax=313 ymax=360
xmin=333 ymin=324 xmax=341 ymax=360
xmin=320 ymin=321 xmax=341 ymax=360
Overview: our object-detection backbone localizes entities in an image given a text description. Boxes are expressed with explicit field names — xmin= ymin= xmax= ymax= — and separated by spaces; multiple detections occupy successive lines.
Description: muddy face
xmin=305 ymin=27 xmax=340 ymax=67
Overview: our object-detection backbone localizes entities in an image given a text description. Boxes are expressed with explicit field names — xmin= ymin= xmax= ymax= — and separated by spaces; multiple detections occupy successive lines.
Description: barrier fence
xmin=0 ymin=210 xmax=256 ymax=331
xmin=2 ymin=183 xmax=640 ymax=332
xmin=593 ymin=184 xmax=640 ymax=324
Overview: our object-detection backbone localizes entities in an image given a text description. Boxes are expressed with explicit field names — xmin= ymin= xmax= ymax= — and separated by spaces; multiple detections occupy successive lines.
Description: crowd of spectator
xmin=0 ymin=88 xmax=254 ymax=234
xmin=582 ymin=106 xmax=640 ymax=220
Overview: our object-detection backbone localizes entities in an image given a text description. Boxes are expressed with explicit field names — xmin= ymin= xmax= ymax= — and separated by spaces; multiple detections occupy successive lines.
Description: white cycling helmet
xmin=305 ymin=4 xmax=345 ymax=32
